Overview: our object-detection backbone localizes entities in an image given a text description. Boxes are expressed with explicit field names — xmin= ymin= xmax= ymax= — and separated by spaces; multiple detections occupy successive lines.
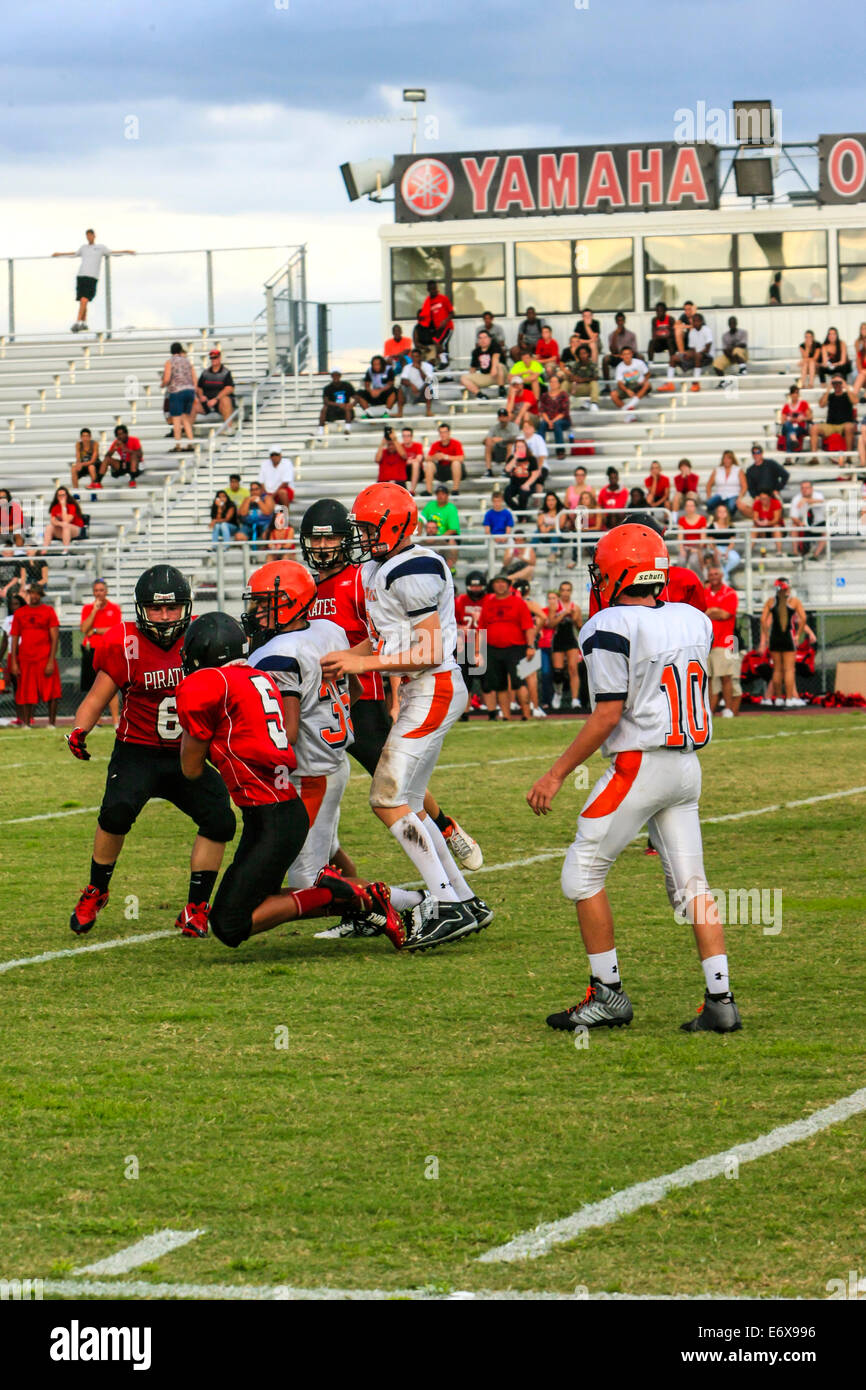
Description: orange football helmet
xmin=241 ymin=559 xmax=316 ymax=641
xmin=589 ymin=524 xmax=670 ymax=608
xmin=349 ymin=482 xmax=417 ymax=561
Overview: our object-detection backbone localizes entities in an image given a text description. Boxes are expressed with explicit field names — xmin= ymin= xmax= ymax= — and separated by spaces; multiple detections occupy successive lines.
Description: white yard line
xmin=478 ymin=1086 xmax=866 ymax=1264
xmin=38 ymin=1277 xmax=759 ymax=1301
xmin=74 ymin=1229 xmax=206 ymax=1276
xmin=1 ymin=805 xmax=100 ymax=825
xmin=0 ymin=931 xmax=176 ymax=976
xmin=704 ymin=784 xmax=866 ymax=824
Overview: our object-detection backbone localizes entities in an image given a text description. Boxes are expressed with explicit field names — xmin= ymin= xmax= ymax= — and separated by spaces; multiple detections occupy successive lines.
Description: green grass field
xmin=2 ymin=712 xmax=865 ymax=1300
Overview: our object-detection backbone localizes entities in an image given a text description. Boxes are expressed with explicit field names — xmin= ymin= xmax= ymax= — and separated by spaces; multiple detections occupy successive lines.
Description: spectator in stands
xmin=259 ymin=446 xmax=294 ymax=510
xmin=318 ymin=370 xmax=355 ymax=436
xmin=752 ymin=488 xmax=784 ymax=555
xmin=236 ymin=481 xmax=273 ymax=548
xmin=355 ymin=355 xmax=397 ymax=415
xmin=0 ymin=488 xmax=26 ymax=546
xmin=537 ymin=374 xmax=571 ymax=458
xmin=760 ymin=578 xmax=815 ymax=707
xmin=266 ymin=506 xmax=296 ymax=559
xmin=18 ymin=551 xmax=48 ymax=595
xmin=626 ymin=486 xmax=652 ymax=523
xmin=483 ymin=491 xmax=515 ymax=546
xmin=401 ymin=426 xmax=425 ymax=494
xmin=375 ymin=427 xmax=408 ymax=487
xmin=648 ymin=301 xmax=677 ymax=389
xmin=534 ymin=324 xmax=560 ymax=369
xmin=421 ymin=484 xmax=460 ymax=571
xmin=712 ymin=317 xmax=749 ymax=381
xmin=484 ymin=408 xmax=519 ymax=477
xmin=789 ymin=479 xmax=827 ymax=560
xmin=534 ymin=491 xmax=565 ymax=563
xmin=563 ymin=342 xmax=600 ymax=411
xmin=598 ymin=466 xmax=628 ymax=529
xmin=103 ymin=424 xmax=142 ymax=487
xmin=424 ymin=422 xmax=464 ymax=495
xmin=780 ymin=384 xmax=812 ymax=452
xmin=9 ymin=584 xmax=61 ymax=725
xmin=71 ymin=428 xmax=103 ymax=489
xmin=818 ymin=327 xmax=851 ymax=383
xmin=574 ymin=308 xmax=601 ymax=363
xmin=41 ymin=486 xmax=85 ymax=553
xmin=677 ymin=495 xmax=708 ymax=574
xmin=851 ymin=321 xmax=866 ymax=396
xmin=515 ymin=306 xmax=545 ymax=357
xmin=161 ymin=342 xmax=196 ymax=452
xmin=460 ymin=331 xmax=504 ymax=400
xmin=564 ymin=465 xmax=593 ymax=512
xmin=503 ymin=436 xmax=545 ymax=513
xmin=810 ymin=374 xmax=856 ymax=454
xmin=226 ymin=474 xmax=248 ymax=510
xmin=706 ymin=449 xmax=747 ymax=514
xmin=397 ymin=350 xmax=435 ymax=418
xmin=741 ymin=443 xmax=788 ymax=519
xmin=521 ymin=417 xmax=549 ymax=484
xmin=503 ymin=531 xmax=537 ymax=582
xmin=799 ymin=330 xmax=820 ymax=388
xmin=703 ymin=565 xmax=740 ymax=717
xmin=644 ymin=459 xmax=671 ymax=509
xmin=611 ymin=345 xmax=651 ymax=416
xmin=706 ymin=503 xmax=742 ymax=583
xmin=52 ymin=228 xmax=135 ymax=333
xmin=603 ymin=312 xmax=638 ymax=383
xmin=476 ymin=311 xmax=506 ymax=354
xmin=673 ymin=456 xmax=701 ymax=514
xmin=418 ymin=281 xmax=454 ymax=368
xmin=383 ymin=324 xmax=413 ymax=370
xmin=478 ymin=572 xmax=535 ymax=721
xmin=674 ymin=312 xmax=713 ymax=389
xmin=79 ymin=578 xmax=121 ymax=725
xmin=506 ymin=350 xmax=544 ymax=425
xmin=210 ymin=489 xmax=238 ymax=547
xmin=575 ymin=488 xmax=602 ymax=533
xmin=673 ymin=301 xmax=698 ymax=355
xmin=193 ymin=348 xmax=236 ymax=426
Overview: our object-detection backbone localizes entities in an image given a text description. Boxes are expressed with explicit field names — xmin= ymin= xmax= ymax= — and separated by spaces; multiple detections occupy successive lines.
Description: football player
xmin=176 ymin=612 xmax=402 ymax=948
xmin=527 ymin=524 xmax=742 ymax=1034
xmin=300 ymin=497 xmax=483 ymax=874
xmin=321 ymin=483 xmax=492 ymax=951
xmin=65 ymin=564 xmax=236 ymax=937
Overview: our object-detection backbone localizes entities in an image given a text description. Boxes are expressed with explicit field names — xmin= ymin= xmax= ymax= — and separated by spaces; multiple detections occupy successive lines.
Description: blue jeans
xmin=722 ymin=548 xmax=741 ymax=582
xmin=706 ymin=494 xmax=739 ymax=515
xmin=540 ymin=649 xmax=554 ymax=707
xmin=538 ymin=417 xmax=568 ymax=446
xmin=212 ymin=521 xmax=236 ymax=545
xmin=781 ymin=422 xmax=806 ymax=452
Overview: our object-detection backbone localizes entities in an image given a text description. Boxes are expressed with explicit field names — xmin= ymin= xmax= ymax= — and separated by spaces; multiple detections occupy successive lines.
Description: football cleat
xmin=546 ymin=979 xmax=633 ymax=1031
xmin=405 ymin=900 xmax=483 ymax=953
xmin=400 ymin=890 xmax=438 ymax=940
xmin=465 ymin=894 xmax=494 ymax=927
xmin=314 ymin=917 xmax=382 ymax=941
xmin=360 ymin=881 xmax=405 ymax=950
xmin=442 ymin=817 xmax=483 ymax=871
xmin=680 ymin=991 xmax=742 ymax=1034
xmin=314 ymin=864 xmax=371 ymax=913
xmin=175 ymin=901 xmax=210 ymax=939
xmin=69 ymin=885 xmax=109 ymax=936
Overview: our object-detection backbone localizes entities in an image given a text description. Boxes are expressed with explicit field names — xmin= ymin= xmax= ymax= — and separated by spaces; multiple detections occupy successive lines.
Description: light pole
xmin=402 ymin=88 xmax=427 ymax=154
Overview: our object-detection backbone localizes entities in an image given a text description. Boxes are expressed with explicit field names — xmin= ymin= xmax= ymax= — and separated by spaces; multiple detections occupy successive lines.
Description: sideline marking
xmin=0 ymin=931 xmax=175 ymax=976
xmin=478 ymin=1086 xmax=866 ymax=1263
xmin=74 ymin=1229 xmax=206 ymax=1276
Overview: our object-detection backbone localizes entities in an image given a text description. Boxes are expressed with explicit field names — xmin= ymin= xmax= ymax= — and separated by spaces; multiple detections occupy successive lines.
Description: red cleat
xmin=70 ymin=885 xmax=109 ymax=935
xmin=175 ymin=901 xmax=210 ymax=938
xmin=363 ymin=882 xmax=406 ymax=951
xmin=314 ymin=864 xmax=371 ymax=912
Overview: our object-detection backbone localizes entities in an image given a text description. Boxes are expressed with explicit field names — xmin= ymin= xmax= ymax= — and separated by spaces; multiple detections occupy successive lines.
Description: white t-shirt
xmin=400 ymin=362 xmax=435 ymax=393
xmin=259 ymin=457 xmax=295 ymax=494
xmin=362 ymin=544 xmax=458 ymax=682
xmin=77 ymin=243 xmax=110 ymax=278
xmin=709 ymin=464 xmax=741 ymax=499
xmin=687 ymin=325 xmax=714 ymax=355
xmin=248 ymin=618 xmax=353 ymax=777
xmin=789 ymin=491 xmax=825 ymax=526
xmin=524 ymin=432 xmax=548 ymax=462
xmin=614 ymin=358 xmax=649 ymax=392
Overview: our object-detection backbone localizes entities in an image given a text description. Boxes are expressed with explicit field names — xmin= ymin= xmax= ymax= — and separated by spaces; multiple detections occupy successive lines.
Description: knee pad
xmin=197 ymin=806 xmax=236 ymax=844
xmin=560 ymin=838 xmax=611 ymax=902
xmin=98 ymin=802 xmax=137 ymax=836
xmin=209 ymin=909 xmax=251 ymax=949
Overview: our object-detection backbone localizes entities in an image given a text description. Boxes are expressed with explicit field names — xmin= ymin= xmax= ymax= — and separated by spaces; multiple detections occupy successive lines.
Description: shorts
xmin=168 ymin=388 xmax=195 ymax=417
xmin=552 ymin=627 xmax=579 ymax=653
xmin=349 ymin=697 xmax=393 ymax=777
xmin=482 ymin=644 xmax=526 ymax=694
xmin=466 ymin=371 xmax=495 ymax=388
xmin=648 ymin=336 xmax=672 ymax=356
xmin=76 ymin=276 xmax=98 ymax=303
xmin=210 ymin=798 xmax=309 ymax=949
xmin=323 ymin=403 xmax=351 ymax=420
xmin=288 ymin=760 xmax=350 ymax=889
xmin=16 ymin=656 xmax=61 ymax=705
xmin=561 ymin=747 xmax=710 ymax=914
xmin=200 ymin=396 xmax=234 ymax=413
xmin=815 ymin=421 xmax=851 ymax=438
xmin=356 ymin=387 xmax=393 ymax=405
xmin=97 ymin=738 xmax=236 ymax=842
xmin=432 ymin=459 xmax=460 ymax=483
xmin=370 ymin=667 xmax=467 ymax=813
xmin=708 ymin=644 xmax=742 ymax=696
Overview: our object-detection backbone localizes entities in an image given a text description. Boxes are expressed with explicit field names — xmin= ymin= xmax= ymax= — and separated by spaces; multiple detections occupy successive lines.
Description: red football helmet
xmin=589 ymin=524 xmax=670 ymax=608
xmin=241 ymin=559 xmax=316 ymax=641
xmin=349 ymin=482 xmax=417 ymax=561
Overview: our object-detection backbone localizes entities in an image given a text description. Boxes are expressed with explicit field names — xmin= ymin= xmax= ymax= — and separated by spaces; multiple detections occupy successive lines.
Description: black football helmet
xmin=134 ymin=564 xmax=192 ymax=649
xmin=299 ymin=498 xmax=354 ymax=573
xmin=465 ymin=569 xmax=487 ymax=597
xmin=182 ymin=612 xmax=247 ymax=676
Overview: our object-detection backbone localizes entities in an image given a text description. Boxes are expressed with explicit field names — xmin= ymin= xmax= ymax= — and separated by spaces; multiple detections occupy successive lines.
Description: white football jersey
xmin=248 ymin=618 xmax=354 ymax=776
xmin=361 ymin=544 xmax=458 ymax=681
xmin=579 ymin=602 xmax=714 ymax=757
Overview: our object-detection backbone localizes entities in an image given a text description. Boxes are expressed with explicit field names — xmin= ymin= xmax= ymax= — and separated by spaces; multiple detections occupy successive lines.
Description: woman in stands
xmin=706 ymin=503 xmax=742 ymax=583
xmin=71 ymin=428 xmax=103 ymax=490
xmin=850 ymin=322 xmax=866 ymax=397
xmin=799 ymin=329 xmax=820 ymax=389
xmin=535 ymin=491 xmax=565 ymax=564
xmin=210 ymin=490 xmax=238 ymax=547
xmin=266 ymin=506 xmax=296 ymax=560
xmin=818 ymin=327 xmax=851 ymax=384
xmin=161 ymin=342 xmax=197 ymax=452
xmin=0 ymin=488 xmax=26 ymax=548
xmin=18 ymin=551 xmax=48 ymax=595
xmin=677 ymin=494 xmax=708 ymax=575
xmin=41 ymin=486 xmax=86 ymax=554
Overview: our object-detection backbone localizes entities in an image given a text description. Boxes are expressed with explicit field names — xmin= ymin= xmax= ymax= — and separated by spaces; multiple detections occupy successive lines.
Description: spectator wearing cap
xmin=421 ymin=484 xmax=460 ymax=571
xmin=780 ymin=384 xmax=812 ymax=452
xmin=398 ymin=350 xmax=435 ymax=418
xmin=259 ymin=446 xmax=295 ymax=510
xmin=810 ymin=374 xmax=856 ymax=454
xmin=740 ymin=444 xmax=788 ymax=519
xmin=703 ymin=565 xmax=741 ymax=718
xmin=483 ymin=491 xmax=515 ymax=546
xmin=478 ymin=573 xmax=535 ymax=721
xmin=712 ymin=316 xmax=749 ymax=381
xmin=80 ymin=577 xmax=122 ymax=725
xmin=193 ymin=348 xmax=236 ymax=425
xmin=789 ymin=479 xmax=827 ymax=561
xmin=318 ymin=370 xmax=356 ymax=436
xmin=161 ymin=342 xmax=197 ymax=452
xmin=602 ymin=313 xmax=638 ymax=382
xmin=424 ymin=422 xmax=464 ymax=496
xmin=484 ymin=408 xmax=519 ymax=477
xmin=383 ymin=324 xmax=414 ymax=370
xmin=460 ymin=331 xmax=504 ymax=399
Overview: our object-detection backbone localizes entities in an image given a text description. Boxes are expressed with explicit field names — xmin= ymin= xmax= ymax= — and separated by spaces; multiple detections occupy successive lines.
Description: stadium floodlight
xmin=402 ymin=88 xmax=426 ymax=103
xmin=733 ymin=156 xmax=774 ymax=198
xmin=340 ymin=157 xmax=395 ymax=203
xmin=732 ymin=100 xmax=775 ymax=147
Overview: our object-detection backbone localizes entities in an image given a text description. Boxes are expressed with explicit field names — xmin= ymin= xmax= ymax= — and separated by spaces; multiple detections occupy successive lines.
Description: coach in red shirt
xmin=80 ymin=577 xmax=122 ymax=721
xmin=704 ymin=565 xmax=740 ymax=717
xmin=479 ymin=573 xmax=535 ymax=721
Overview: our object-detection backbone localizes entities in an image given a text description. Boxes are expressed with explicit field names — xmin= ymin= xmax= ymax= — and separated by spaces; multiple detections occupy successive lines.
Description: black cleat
xmin=405 ymin=900 xmax=481 ymax=952
xmin=680 ymin=991 xmax=742 ymax=1033
xmin=465 ymin=894 xmax=494 ymax=928
xmin=547 ymin=979 xmax=633 ymax=1031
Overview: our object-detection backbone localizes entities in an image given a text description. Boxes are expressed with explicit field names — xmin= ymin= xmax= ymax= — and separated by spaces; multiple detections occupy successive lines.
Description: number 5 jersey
xmin=175 ymin=661 xmax=296 ymax=806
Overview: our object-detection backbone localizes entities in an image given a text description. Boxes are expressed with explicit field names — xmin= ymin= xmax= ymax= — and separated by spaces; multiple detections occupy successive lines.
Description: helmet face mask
xmin=240 ymin=560 xmax=316 ymax=648
xmin=299 ymin=499 xmax=354 ymax=572
xmin=134 ymin=565 xmax=192 ymax=649
xmin=349 ymin=483 xmax=418 ymax=563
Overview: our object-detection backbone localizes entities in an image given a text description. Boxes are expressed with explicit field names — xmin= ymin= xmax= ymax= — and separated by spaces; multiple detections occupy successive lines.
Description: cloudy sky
xmin=0 ymin=0 xmax=859 ymax=332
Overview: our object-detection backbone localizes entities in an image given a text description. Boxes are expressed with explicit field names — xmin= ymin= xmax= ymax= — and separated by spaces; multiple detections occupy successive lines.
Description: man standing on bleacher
xmin=52 ymin=229 xmax=136 ymax=334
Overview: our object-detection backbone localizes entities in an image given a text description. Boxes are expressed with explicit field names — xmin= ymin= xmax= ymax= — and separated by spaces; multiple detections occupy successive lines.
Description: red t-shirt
xmin=378 ymin=446 xmax=408 ymax=484
xmin=404 ymin=442 xmax=423 ymax=469
xmin=428 ymin=438 xmax=463 ymax=462
xmin=420 ymin=293 xmax=454 ymax=332
xmin=108 ymin=436 xmax=142 ymax=464
xmin=80 ymin=600 xmax=123 ymax=650
xmin=479 ymin=593 xmax=532 ymax=648
xmin=598 ymin=485 xmax=628 ymax=511
xmin=176 ymin=662 xmax=297 ymax=807
xmin=644 ymin=473 xmax=671 ymax=499
xmin=703 ymin=582 xmax=738 ymax=648
xmin=11 ymin=603 xmax=58 ymax=662
xmin=679 ymin=514 xmax=708 ymax=544
xmin=94 ymin=620 xmax=186 ymax=748
xmin=51 ymin=501 xmax=85 ymax=527
xmin=782 ymin=401 xmax=810 ymax=424
xmin=309 ymin=564 xmax=384 ymax=701
xmin=753 ymin=496 xmax=783 ymax=526
xmin=663 ymin=566 xmax=707 ymax=610
xmin=674 ymin=472 xmax=700 ymax=496
xmin=535 ymin=338 xmax=560 ymax=361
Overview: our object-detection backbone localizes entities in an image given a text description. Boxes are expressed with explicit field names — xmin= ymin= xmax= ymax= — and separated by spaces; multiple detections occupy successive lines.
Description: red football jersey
xmin=309 ymin=565 xmax=384 ymax=701
xmin=176 ymin=663 xmax=297 ymax=807
xmin=94 ymin=620 xmax=186 ymax=748
xmin=454 ymin=593 xmax=484 ymax=630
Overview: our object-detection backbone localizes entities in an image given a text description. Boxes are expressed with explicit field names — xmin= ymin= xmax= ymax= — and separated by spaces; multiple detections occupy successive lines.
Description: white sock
xmin=666 ymin=365 xmax=674 ymax=380
xmin=588 ymin=949 xmax=620 ymax=986
xmin=692 ymin=367 xmax=701 ymax=379
xmin=422 ymin=815 xmax=474 ymax=901
xmin=702 ymin=954 xmax=730 ymax=996
xmin=389 ymin=887 xmax=422 ymax=911
xmin=388 ymin=813 xmax=457 ymax=902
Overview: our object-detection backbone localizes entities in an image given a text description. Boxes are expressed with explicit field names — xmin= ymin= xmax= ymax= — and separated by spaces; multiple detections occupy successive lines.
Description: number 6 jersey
xmin=579 ymin=602 xmax=714 ymax=757
xmin=247 ymin=618 xmax=354 ymax=777
xmin=176 ymin=662 xmax=296 ymax=806
xmin=94 ymin=620 xmax=186 ymax=748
